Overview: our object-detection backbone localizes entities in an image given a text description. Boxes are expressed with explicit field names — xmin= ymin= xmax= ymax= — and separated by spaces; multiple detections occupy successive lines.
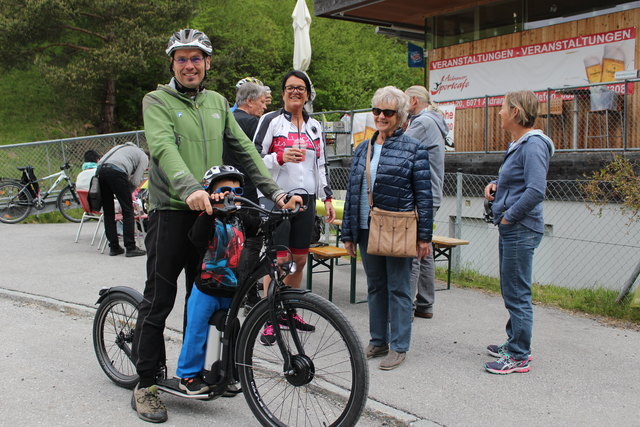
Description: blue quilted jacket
xmin=341 ymin=129 xmax=433 ymax=245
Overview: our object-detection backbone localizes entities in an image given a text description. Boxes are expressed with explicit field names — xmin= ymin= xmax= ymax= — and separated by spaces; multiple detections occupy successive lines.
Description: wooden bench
xmin=306 ymin=224 xmax=470 ymax=302
xmin=306 ymin=219 xmax=362 ymax=304
xmin=431 ymin=235 xmax=470 ymax=290
xmin=306 ymin=245 xmax=358 ymax=303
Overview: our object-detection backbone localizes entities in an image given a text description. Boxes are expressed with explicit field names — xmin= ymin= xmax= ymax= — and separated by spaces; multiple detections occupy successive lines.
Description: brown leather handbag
xmin=365 ymin=139 xmax=417 ymax=258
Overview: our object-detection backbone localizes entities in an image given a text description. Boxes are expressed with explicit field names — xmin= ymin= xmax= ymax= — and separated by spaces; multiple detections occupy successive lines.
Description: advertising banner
xmin=437 ymin=104 xmax=456 ymax=151
xmin=408 ymin=42 xmax=425 ymax=68
xmin=429 ymin=28 xmax=636 ymax=103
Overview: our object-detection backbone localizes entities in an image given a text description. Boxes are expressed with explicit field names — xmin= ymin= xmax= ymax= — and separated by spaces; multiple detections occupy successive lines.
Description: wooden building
xmin=314 ymin=1 xmax=640 ymax=176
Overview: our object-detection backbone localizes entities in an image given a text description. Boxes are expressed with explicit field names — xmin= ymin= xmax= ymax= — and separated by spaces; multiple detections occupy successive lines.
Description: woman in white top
xmin=253 ymin=70 xmax=335 ymax=340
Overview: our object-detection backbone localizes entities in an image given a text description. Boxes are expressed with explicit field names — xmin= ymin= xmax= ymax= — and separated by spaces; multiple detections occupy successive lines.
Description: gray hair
xmin=236 ymin=82 xmax=267 ymax=107
xmin=371 ymin=86 xmax=409 ymax=126
xmin=405 ymin=85 xmax=443 ymax=115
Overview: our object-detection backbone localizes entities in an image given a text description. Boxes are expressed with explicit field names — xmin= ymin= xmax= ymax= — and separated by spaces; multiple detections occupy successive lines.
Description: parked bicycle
xmin=0 ymin=163 xmax=82 ymax=224
xmin=92 ymin=195 xmax=369 ymax=426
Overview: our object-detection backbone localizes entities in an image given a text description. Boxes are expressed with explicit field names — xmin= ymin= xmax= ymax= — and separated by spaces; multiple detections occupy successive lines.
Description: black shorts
xmin=272 ymin=194 xmax=316 ymax=257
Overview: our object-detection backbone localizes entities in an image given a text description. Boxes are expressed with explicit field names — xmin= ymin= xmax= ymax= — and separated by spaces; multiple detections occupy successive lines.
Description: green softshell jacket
xmin=143 ymin=85 xmax=282 ymax=211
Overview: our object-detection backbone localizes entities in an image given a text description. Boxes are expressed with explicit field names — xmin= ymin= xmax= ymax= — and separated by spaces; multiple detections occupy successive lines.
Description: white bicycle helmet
xmin=235 ymin=76 xmax=264 ymax=89
xmin=202 ymin=165 xmax=245 ymax=192
xmin=166 ymin=29 xmax=213 ymax=56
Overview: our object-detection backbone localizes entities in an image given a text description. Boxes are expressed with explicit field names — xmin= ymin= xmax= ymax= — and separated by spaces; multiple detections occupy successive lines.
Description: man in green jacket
xmin=131 ymin=29 xmax=301 ymax=423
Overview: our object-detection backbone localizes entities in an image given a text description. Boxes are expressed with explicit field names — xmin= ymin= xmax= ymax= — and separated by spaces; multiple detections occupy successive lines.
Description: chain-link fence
xmin=3 ymin=131 xmax=639 ymax=293
xmin=0 ymin=132 xmax=146 ymax=193
xmin=440 ymin=172 xmax=640 ymax=292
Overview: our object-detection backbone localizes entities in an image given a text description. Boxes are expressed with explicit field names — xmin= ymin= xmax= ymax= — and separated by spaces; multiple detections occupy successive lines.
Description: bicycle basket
xmin=20 ymin=167 xmax=39 ymax=198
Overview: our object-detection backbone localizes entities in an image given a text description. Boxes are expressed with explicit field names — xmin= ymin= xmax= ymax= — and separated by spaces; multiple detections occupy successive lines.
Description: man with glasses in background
xmin=131 ymin=29 xmax=301 ymax=423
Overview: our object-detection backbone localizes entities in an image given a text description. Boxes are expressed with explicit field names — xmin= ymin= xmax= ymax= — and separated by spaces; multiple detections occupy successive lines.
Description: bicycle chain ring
xmin=33 ymin=198 xmax=45 ymax=210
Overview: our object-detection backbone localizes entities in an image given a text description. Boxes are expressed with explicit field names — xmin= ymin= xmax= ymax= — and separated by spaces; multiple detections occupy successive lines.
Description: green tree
xmin=0 ymin=0 xmax=195 ymax=133
xmin=583 ymin=155 xmax=640 ymax=224
xmin=193 ymin=0 xmax=422 ymax=110
xmin=582 ymin=155 xmax=640 ymax=302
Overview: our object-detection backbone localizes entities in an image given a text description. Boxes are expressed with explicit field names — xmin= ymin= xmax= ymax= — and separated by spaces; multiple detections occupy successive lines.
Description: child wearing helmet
xmin=175 ymin=165 xmax=246 ymax=395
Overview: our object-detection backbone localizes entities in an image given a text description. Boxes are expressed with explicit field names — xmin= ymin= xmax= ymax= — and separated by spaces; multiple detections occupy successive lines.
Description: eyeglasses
xmin=284 ymin=85 xmax=307 ymax=93
xmin=212 ymin=186 xmax=244 ymax=196
xmin=372 ymin=108 xmax=397 ymax=117
xmin=174 ymin=56 xmax=205 ymax=66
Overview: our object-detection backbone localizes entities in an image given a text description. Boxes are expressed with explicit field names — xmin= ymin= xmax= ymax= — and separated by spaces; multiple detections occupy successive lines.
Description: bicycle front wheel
xmin=0 ymin=182 xmax=32 ymax=224
xmin=93 ymin=291 xmax=140 ymax=389
xmin=237 ymin=291 xmax=369 ymax=427
xmin=57 ymin=185 xmax=83 ymax=223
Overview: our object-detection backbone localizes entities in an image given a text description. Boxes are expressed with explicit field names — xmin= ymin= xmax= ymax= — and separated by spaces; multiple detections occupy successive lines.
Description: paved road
xmin=1 ymin=222 xmax=639 ymax=426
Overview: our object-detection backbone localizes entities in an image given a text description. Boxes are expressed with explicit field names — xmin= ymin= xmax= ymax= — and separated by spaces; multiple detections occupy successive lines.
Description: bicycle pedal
xmin=222 ymin=383 xmax=242 ymax=397
xmin=156 ymin=378 xmax=218 ymax=400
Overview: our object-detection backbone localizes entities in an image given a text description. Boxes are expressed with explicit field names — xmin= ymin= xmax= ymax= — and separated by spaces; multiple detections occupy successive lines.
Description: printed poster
xmin=429 ymin=28 xmax=636 ymax=103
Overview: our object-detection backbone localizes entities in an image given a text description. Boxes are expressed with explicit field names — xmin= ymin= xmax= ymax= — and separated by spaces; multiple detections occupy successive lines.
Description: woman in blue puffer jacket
xmin=342 ymin=86 xmax=433 ymax=371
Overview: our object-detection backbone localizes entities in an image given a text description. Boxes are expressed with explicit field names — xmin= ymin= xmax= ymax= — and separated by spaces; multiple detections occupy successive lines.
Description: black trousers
xmin=132 ymin=209 xmax=201 ymax=384
xmin=98 ymin=166 xmax=136 ymax=250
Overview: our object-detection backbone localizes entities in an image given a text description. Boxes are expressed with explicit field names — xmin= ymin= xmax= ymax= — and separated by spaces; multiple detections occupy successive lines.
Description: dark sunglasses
xmin=212 ymin=186 xmax=243 ymax=195
xmin=372 ymin=108 xmax=397 ymax=117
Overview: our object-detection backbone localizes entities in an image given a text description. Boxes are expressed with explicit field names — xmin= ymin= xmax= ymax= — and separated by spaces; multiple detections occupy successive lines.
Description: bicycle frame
xmin=205 ymin=199 xmax=309 ymax=391
xmin=31 ymin=169 xmax=71 ymax=201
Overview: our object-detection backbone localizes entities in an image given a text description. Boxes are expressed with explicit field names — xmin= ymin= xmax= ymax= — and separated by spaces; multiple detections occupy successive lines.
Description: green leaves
xmin=0 ymin=0 xmax=424 ymax=133
xmin=0 ymin=0 xmax=195 ymax=133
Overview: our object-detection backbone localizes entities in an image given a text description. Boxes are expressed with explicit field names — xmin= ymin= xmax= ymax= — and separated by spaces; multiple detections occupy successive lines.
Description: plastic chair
xmin=74 ymin=189 xmax=103 ymax=245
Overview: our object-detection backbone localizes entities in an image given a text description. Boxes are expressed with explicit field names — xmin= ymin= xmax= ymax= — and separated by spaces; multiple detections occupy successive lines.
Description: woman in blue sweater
xmin=342 ymin=86 xmax=433 ymax=371
xmin=484 ymin=90 xmax=554 ymax=375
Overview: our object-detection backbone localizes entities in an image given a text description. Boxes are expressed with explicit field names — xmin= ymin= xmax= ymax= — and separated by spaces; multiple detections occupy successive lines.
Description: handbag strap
xmin=365 ymin=134 xmax=419 ymax=222
xmin=365 ymin=134 xmax=376 ymax=208
xmin=95 ymin=144 xmax=127 ymax=177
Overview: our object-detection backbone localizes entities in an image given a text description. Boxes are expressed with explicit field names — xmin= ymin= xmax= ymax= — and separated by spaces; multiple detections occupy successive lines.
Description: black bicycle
xmin=0 ymin=163 xmax=82 ymax=223
xmin=92 ymin=196 xmax=369 ymax=426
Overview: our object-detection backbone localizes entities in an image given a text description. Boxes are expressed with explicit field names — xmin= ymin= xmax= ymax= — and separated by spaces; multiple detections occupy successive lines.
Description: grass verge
xmin=437 ymin=267 xmax=640 ymax=323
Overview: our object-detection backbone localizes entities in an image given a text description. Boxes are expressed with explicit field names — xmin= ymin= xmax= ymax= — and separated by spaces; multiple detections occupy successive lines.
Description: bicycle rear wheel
xmin=93 ymin=291 xmax=140 ymax=389
xmin=237 ymin=291 xmax=369 ymax=427
xmin=57 ymin=185 xmax=83 ymax=223
xmin=0 ymin=182 xmax=32 ymax=224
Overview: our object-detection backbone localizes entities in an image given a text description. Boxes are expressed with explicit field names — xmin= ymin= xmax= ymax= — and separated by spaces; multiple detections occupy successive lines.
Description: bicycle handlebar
xmin=211 ymin=194 xmax=304 ymax=218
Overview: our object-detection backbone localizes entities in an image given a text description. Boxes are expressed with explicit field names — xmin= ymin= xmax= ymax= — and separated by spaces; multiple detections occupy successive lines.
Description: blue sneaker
xmin=487 ymin=342 xmax=533 ymax=361
xmin=484 ymin=354 xmax=530 ymax=374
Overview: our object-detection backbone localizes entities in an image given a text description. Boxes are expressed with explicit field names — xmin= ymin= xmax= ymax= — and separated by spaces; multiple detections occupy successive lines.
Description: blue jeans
xmin=176 ymin=285 xmax=231 ymax=378
xmin=358 ymin=229 xmax=414 ymax=353
xmin=498 ymin=222 xmax=543 ymax=360
xmin=410 ymin=206 xmax=438 ymax=313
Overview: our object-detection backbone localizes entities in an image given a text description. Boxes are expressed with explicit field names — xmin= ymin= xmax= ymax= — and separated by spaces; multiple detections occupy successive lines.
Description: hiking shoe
xmin=131 ymin=384 xmax=168 ymax=423
xmin=487 ymin=342 xmax=533 ymax=361
xmin=365 ymin=344 xmax=389 ymax=359
xmin=109 ymin=246 xmax=125 ymax=256
xmin=260 ymin=324 xmax=276 ymax=346
xmin=484 ymin=354 xmax=531 ymax=374
xmin=179 ymin=376 xmax=210 ymax=395
xmin=126 ymin=247 xmax=146 ymax=257
xmin=278 ymin=313 xmax=315 ymax=332
xmin=379 ymin=350 xmax=406 ymax=370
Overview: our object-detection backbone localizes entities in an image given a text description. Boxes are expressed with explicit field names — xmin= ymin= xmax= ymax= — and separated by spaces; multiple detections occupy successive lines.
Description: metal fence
xmin=439 ymin=172 xmax=640 ymax=292
xmin=438 ymin=79 xmax=640 ymax=153
xmin=2 ymin=131 xmax=639 ymax=293
xmin=0 ymin=132 xmax=146 ymax=188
